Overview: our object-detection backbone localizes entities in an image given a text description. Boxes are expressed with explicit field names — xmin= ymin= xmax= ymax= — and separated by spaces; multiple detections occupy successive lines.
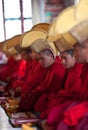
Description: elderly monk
xmin=19 ymin=38 xmax=66 ymax=112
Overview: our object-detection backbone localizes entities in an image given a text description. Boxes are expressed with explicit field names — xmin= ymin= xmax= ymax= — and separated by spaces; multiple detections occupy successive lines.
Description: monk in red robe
xmin=0 ymin=47 xmax=34 ymax=96
xmin=34 ymin=54 xmax=66 ymax=115
xmin=34 ymin=49 xmax=83 ymax=120
xmin=12 ymin=48 xmax=47 ymax=99
xmin=46 ymin=21 xmax=88 ymax=130
xmin=0 ymin=53 xmax=24 ymax=96
xmin=0 ymin=54 xmax=20 ymax=82
xmin=19 ymin=39 xmax=66 ymax=112
xmin=61 ymin=41 xmax=88 ymax=130
xmin=10 ymin=47 xmax=40 ymax=96
xmin=40 ymin=48 xmax=83 ymax=130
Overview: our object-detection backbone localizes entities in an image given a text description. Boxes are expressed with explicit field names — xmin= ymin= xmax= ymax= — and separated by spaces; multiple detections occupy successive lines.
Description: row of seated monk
xmin=0 ymin=42 xmax=88 ymax=130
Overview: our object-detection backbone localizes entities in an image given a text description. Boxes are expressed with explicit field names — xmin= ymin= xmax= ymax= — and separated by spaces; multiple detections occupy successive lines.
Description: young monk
xmin=46 ymin=20 xmax=88 ymax=130
xmin=11 ymin=47 xmax=40 ymax=96
xmin=0 ymin=51 xmax=28 ymax=96
xmin=57 ymin=20 xmax=88 ymax=130
xmin=34 ymin=48 xmax=83 ymax=122
xmin=0 ymin=52 xmax=20 ymax=82
xmin=19 ymin=38 xmax=66 ymax=112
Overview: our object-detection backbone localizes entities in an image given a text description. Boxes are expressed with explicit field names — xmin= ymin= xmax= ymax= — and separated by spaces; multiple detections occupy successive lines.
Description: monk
xmin=46 ymin=21 xmax=88 ymax=130
xmin=35 ymin=49 xmax=83 ymax=123
xmin=11 ymin=47 xmax=40 ymax=96
xmin=61 ymin=40 xmax=88 ymax=130
xmin=38 ymin=47 xmax=84 ymax=130
xmin=19 ymin=39 xmax=66 ymax=112
xmin=0 ymin=51 xmax=28 ymax=96
xmin=0 ymin=53 xmax=20 ymax=82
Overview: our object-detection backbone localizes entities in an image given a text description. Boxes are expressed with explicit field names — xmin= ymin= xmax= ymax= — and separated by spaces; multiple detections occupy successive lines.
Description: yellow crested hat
xmin=70 ymin=20 xmax=88 ymax=44
xmin=30 ymin=38 xmax=57 ymax=57
xmin=47 ymin=0 xmax=88 ymax=52
xmin=7 ymin=44 xmax=23 ymax=55
xmin=76 ymin=0 xmax=88 ymax=21
xmin=0 ymin=35 xmax=23 ymax=54
xmin=31 ymin=23 xmax=50 ymax=32
xmin=54 ymin=32 xmax=77 ymax=52
xmin=7 ymin=47 xmax=18 ymax=55
xmin=47 ymin=6 xmax=77 ymax=42
xmin=47 ymin=3 xmax=88 ymax=42
xmin=21 ymin=30 xmax=47 ymax=48
xmin=6 ymin=35 xmax=22 ymax=49
xmin=0 ymin=40 xmax=8 ymax=52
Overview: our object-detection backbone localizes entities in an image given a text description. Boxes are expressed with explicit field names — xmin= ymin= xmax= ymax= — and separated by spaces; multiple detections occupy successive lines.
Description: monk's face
xmin=74 ymin=42 xmax=88 ymax=63
xmin=13 ymin=53 xmax=21 ymax=61
xmin=39 ymin=52 xmax=54 ymax=68
xmin=31 ymin=51 xmax=40 ymax=61
xmin=21 ymin=51 xmax=32 ymax=61
xmin=61 ymin=52 xmax=76 ymax=68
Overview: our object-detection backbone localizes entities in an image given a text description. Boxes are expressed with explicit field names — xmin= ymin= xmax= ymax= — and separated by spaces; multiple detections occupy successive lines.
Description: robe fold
xmin=0 ymin=57 xmax=18 ymax=81
xmin=12 ymin=60 xmax=38 ymax=90
xmin=34 ymin=59 xmax=66 ymax=116
xmin=62 ymin=63 xmax=88 ymax=128
xmin=19 ymin=62 xmax=48 ymax=111
xmin=37 ymin=63 xmax=83 ymax=119
xmin=19 ymin=60 xmax=66 ymax=112
xmin=44 ymin=63 xmax=83 ymax=130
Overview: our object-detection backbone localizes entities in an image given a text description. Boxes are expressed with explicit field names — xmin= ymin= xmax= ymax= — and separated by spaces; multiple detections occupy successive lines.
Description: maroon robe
xmin=11 ymin=59 xmax=27 ymax=80
xmin=7 ymin=59 xmax=27 ymax=88
xmin=0 ymin=56 xmax=24 ymax=81
xmin=18 ymin=61 xmax=48 ymax=111
xmin=62 ymin=63 xmax=88 ymax=128
xmin=37 ymin=63 xmax=83 ymax=119
xmin=33 ymin=59 xmax=66 ymax=114
xmin=21 ymin=61 xmax=47 ymax=92
xmin=12 ymin=60 xmax=38 ymax=90
xmin=46 ymin=63 xmax=88 ymax=130
xmin=19 ymin=59 xmax=66 ymax=112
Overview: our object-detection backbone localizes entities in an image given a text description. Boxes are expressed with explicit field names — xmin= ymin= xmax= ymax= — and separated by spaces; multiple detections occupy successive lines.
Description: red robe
xmin=62 ymin=63 xmax=88 ymax=128
xmin=19 ymin=59 xmax=66 ymax=112
xmin=33 ymin=59 xmax=66 ymax=115
xmin=19 ymin=61 xmax=48 ymax=111
xmin=0 ymin=57 xmax=22 ymax=81
xmin=5 ymin=59 xmax=27 ymax=93
xmin=10 ymin=59 xmax=27 ymax=80
xmin=21 ymin=61 xmax=47 ymax=92
xmin=37 ymin=63 xmax=83 ymax=119
xmin=50 ymin=63 xmax=83 ymax=104
xmin=47 ymin=64 xmax=88 ymax=130
xmin=12 ymin=60 xmax=38 ymax=90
